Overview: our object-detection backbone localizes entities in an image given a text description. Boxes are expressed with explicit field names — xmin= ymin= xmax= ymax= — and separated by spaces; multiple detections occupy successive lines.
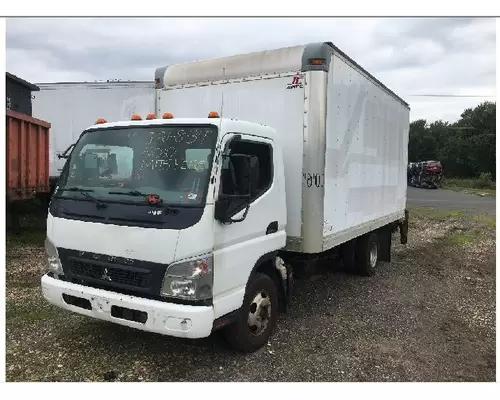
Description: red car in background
xmin=408 ymin=160 xmax=443 ymax=189
xmin=419 ymin=160 xmax=443 ymax=189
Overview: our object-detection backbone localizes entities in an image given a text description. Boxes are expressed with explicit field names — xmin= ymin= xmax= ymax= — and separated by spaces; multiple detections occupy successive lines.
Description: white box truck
xmin=32 ymin=80 xmax=155 ymax=193
xmin=41 ymin=42 xmax=410 ymax=353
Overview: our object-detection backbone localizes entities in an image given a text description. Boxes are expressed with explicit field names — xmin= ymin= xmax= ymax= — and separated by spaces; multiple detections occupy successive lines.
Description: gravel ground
xmin=6 ymin=206 xmax=496 ymax=382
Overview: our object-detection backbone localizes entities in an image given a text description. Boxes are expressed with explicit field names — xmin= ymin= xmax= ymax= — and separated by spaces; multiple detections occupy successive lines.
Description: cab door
xmin=211 ymin=133 xmax=286 ymax=319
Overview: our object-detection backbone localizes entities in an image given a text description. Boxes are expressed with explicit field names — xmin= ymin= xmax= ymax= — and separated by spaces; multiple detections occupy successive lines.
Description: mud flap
xmin=379 ymin=227 xmax=392 ymax=262
xmin=340 ymin=239 xmax=357 ymax=273
xmin=275 ymin=257 xmax=294 ymax=312
xmin=399 ymin=209 xmax=409 ymax=245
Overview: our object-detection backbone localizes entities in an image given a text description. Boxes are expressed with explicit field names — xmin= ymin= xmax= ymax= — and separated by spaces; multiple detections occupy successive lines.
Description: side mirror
xmin=214 ymin=153 xmax=259 ymax=223
xmin=58 ymin=143 xmax=75 ymax=159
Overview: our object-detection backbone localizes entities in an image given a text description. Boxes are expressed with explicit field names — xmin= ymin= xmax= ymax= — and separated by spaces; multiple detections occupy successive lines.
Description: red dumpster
xmin=6 ymin=109 xmax=50 ymax=202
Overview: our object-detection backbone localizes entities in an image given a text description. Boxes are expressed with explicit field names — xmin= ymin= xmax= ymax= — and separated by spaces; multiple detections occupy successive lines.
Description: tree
xmin=456 ymin=101 xmax=496 ymax=137
xmin=408 ymin=102 xmax=496 ymax=179
xmin=428 ymin=120 xmax=452 ymax=150
xmin=452 ymin=101 xmax=496 ymax=178
xmin=408 ymin=119 xmax=438 ymax=162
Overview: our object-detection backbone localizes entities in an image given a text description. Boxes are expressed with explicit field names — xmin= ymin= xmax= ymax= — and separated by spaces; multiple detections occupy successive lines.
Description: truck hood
xmin=47 ymin=214 xmax=179 ymax=264
xmin=46 ymin=204 xmax=216 ymax=265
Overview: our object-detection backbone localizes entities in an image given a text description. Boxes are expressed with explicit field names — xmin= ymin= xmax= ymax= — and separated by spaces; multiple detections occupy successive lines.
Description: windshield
xmin=55 ymin=124 xmax=218 ymax=206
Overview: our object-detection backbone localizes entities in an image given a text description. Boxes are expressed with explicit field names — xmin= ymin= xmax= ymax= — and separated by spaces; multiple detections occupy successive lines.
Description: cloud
xmin=6 ymin=17 xmax=496 ymax=122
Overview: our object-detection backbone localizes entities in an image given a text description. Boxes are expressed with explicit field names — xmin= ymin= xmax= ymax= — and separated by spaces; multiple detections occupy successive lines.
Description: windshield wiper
xmin=108 ymin=190 xmax=179 ymax=214
xmin=60 ymin=187 xmax=108 ymax=209
xmin=108 ymin=190 xmax=148 ymax=197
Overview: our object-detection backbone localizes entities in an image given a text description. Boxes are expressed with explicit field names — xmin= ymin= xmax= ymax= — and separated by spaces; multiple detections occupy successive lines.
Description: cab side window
xmin=220 ymin=138 xmax=273 ymax=210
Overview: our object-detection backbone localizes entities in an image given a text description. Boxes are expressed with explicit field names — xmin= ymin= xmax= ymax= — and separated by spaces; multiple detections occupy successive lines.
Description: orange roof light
xmin=131 ymin=114 xmax=142 ymax=121
xmin=309 ymin=58 xmax=325 ymax=65
xmin=95 ymin=118 xmax=107 ymax=124
xmin=146 ymin=113 xmax=156 ymax=120
xmin=162 ymin=112 xmax=174 ymax=119
xmin=208 ymin=111 xmax=220 ymax=118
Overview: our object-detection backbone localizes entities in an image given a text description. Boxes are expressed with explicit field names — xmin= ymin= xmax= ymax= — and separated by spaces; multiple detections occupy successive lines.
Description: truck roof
xmin=35 ymin=81 xmax=153 ymax=90
xmin=155 ymin=41 xmax=409 ymax=109
xmin=85 ymin=117 xmax=278 ymax=139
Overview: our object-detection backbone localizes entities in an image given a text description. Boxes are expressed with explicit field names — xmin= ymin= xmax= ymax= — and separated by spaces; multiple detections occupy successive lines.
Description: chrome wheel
xmin=369 ymin=241 xmax=378 ymax=268
xmin=247 ymin=290 xmax=271 ymax=336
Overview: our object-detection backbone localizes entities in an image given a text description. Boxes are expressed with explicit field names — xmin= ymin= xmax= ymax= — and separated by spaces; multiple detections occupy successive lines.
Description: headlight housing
xmin=44 ymin=237 xmax=64 ymax=276
xmin=161 ymin=253 xmax=213 ymax=301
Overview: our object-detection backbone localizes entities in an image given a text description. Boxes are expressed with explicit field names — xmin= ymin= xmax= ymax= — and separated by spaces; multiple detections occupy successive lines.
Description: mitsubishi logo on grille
xmin=101 ymin=268 xmax=112 ymax=282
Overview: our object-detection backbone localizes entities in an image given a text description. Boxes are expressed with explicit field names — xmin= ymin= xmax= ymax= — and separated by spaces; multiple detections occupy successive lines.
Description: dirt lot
xmin=6 ymin=206 xmax=496 ymax=382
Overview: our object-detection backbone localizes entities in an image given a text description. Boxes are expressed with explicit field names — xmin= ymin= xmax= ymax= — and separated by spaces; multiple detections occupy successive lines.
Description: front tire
xmin=223 ymin=272 xmax=278 ymax=353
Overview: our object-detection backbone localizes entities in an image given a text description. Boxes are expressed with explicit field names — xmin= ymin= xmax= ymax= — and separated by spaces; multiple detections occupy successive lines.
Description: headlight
xmin=44 ymin=237 xmax=64 ymax=276
xmin=161 ymin=253 xmax=213 ymax=301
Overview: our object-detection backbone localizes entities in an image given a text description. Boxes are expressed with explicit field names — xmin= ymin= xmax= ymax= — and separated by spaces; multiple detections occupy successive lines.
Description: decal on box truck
xmin=286 ymin=75 xmax=304 ymax=90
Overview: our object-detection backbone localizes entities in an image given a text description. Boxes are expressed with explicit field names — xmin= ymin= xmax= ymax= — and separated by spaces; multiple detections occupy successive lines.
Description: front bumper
xmin=41 ymin=274 xmax=214 ymax=339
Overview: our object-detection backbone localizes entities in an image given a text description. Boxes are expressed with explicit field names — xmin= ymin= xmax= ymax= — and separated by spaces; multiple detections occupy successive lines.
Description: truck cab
xmin=42 ymin=112 xmax=290 ymax=352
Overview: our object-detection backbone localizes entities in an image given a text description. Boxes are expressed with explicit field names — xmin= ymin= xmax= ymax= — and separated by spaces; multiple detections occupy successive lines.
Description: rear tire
xmin=223 ymin=272 xmax=278 ymax=353
xmin=355 ymin=232 xmax=379 ymax=276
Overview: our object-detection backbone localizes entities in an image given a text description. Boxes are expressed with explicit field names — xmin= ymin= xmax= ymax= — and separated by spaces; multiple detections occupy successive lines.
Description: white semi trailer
xmin=41 ymin=42 xmax=410 ymax=353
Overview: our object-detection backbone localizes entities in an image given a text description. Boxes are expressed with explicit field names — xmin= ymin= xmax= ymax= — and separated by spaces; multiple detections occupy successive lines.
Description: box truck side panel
xmin=322 ymin=53 xmax=410 ymax=250
xmin=32 ymin=82 xmax=154 ymax=178
xmin=157 ymin=74 xmax=306 ymax=239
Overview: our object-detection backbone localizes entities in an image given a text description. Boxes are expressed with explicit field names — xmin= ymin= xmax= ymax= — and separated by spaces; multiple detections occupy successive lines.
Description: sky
xmin=5 ymin=17 xmax=496 ymax=123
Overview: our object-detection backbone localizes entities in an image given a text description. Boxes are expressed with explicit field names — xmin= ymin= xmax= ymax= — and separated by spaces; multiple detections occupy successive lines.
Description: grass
xmin=408 ymin=206 xmax=465 ymax=222
xmin=472 ymin=215 xmax=496 ymax=229
xmin=445 ymin=231 xmax=477 ymax=246
xmin=8 ymin=274 xmax=44 ymax=289
xmin=7 ymin=230 xmax=45 ymax=248
xmin=445 ymin=186 xmax=496 ymax=196
xmin=6 ymin=300 xmax=58 ymax=323
xmin=408 ymin=205 xmax=496 ymax=227
xmin=442 ymin=178 xmax=496 ymax=196
xmin=408 ymin=205 xmax=495 ymax=247
xmin=6 ymin=199 xmax=47 ymax=247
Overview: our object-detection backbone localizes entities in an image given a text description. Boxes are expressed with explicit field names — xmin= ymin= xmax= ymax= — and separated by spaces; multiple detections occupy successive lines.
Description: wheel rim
xmin=369 ymin=242 xmax=378 ymax=268
xmin=247 ymin=290 xmax=271 ymax=336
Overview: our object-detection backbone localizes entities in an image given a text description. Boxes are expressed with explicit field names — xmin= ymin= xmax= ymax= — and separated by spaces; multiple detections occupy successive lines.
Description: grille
xmin=69 ymin=260 xmax=152 ymax=289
